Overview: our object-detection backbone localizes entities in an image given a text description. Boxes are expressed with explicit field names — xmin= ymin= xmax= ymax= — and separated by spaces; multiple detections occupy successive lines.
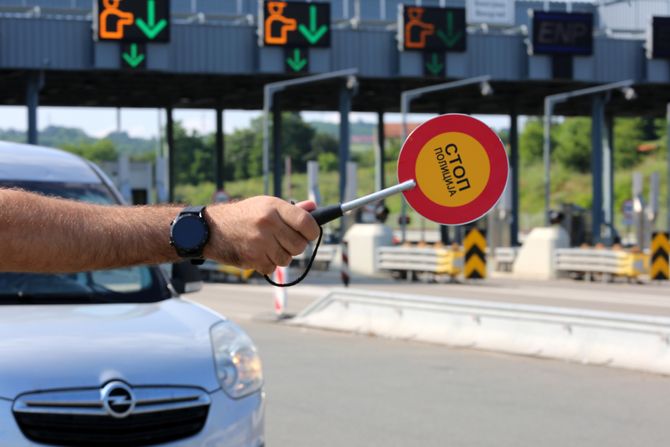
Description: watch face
xmin=172 ymin=215 xmax=207 ymax=251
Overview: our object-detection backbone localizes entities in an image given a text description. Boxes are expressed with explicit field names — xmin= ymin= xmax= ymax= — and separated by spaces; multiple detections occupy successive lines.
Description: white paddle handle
xmin=341 ymin=180 xmax=416 ymax=213
xmin=309 ymin=180 xmax=416 ymax=226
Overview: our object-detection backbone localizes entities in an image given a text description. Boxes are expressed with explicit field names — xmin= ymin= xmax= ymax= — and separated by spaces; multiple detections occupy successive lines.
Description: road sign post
xmin=542 ymin=80 xmax=635 ymax=232
xmin=261 ymin=69 xmax=358 ymax=196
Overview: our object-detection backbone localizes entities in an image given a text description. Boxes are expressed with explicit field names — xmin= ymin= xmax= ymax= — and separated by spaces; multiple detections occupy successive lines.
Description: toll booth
xmin=99 ymin=158 xmax=154 ymax=205
xmin=558 ymin=203 xmax=592 ymax=247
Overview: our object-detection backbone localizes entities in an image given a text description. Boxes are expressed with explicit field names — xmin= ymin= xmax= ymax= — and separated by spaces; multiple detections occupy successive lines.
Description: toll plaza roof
xmin=2 ymin=0 xmax=670 ymax=117
xmin=4 ymin=69 xmax=670 ymax=118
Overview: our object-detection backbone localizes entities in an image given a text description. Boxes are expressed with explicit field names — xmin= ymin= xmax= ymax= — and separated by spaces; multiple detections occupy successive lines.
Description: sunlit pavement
xmin=189 ymin=280 xmax=670 ymax=447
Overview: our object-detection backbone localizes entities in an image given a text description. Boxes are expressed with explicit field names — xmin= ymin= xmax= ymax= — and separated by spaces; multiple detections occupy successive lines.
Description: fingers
xmin=295 ymin=200 xmax=317 ymax=212
xmin=204 ymin=196 xmax=320 ymax=276
xmin=276 ymin=200 xmax=321 ymax=241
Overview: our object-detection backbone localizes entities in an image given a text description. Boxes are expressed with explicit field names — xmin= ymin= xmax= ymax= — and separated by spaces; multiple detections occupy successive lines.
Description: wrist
xmin=201 ymin=203 xmax=238 ymax=265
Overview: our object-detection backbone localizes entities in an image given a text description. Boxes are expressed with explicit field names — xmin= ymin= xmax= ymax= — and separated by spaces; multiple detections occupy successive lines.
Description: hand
xmin=203 ymin=196 xmax=320 ymax=275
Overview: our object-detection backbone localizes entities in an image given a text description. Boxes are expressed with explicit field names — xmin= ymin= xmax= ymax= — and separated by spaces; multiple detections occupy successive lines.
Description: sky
xmin=0 ymin=106 xmax=512 ymax=140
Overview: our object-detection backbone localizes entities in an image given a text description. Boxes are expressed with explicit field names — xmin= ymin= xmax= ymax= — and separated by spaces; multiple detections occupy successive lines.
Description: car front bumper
xmin=0 ymin=389 xmax=264 ymax=447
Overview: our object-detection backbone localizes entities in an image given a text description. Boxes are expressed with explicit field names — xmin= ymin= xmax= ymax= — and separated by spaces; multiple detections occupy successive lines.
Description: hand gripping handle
xmin=309 ymin=205 xmax=343 ymax=226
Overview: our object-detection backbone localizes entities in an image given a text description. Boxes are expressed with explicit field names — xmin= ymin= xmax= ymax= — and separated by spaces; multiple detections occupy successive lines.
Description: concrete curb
xmin=290 ymin=288 xmax=670 ymax=375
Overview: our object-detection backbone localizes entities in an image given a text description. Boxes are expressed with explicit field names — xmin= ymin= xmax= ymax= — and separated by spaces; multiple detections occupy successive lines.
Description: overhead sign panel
xmin=121 ymin=43 xmax=146 ymax=70
xmin=466 ymin=0 xmax=514 ymax=26
xmin=96 ymin=0 xmax=169 ymax=42
xmin=262 ymin=1 xmax=330 ymax=47
xmin=531 ymin=11 xmax=593 ymax=56
xmin=649 ymin=16 xmax=670 ymax=59
xmin=285 ymin=47 xmax=309 ymax=73
xmin=401 ymin=6 xmax=466 ymax=52
xmin=423 ymin=52 xmax=445 ymax=77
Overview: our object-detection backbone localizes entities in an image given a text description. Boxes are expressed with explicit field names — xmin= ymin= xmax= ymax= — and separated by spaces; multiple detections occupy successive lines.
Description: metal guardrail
xmin=493 ymin=247 xmax=519 ymax=272
xmin=292 ymin=244 xmax=336 ymax=270
xmin=555 ymin=248 xmax=647 ymax=280
xmin=376 ymin=246 xmax=464 ymax=280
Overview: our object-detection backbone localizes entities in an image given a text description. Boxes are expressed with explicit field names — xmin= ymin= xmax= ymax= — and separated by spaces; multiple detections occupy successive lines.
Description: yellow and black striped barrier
xmin=464 ymin=228 xmax=486 ymax=279
xmin=650 ymin=232 xmax=670 ymax=280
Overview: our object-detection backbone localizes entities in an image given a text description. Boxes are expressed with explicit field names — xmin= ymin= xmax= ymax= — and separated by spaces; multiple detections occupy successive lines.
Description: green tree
xmin=172 ymin=122 xmax=214 ymax=185
xmin=553 ymin=117 xmax=592 ymax=173
xmin=61 ymin=139 xmax=118 ymax=163
xmin=279 ymin=112 xmax=316 ymax=171
xmin=519 ymin=118 xmax=546 ymax=164
xmin=224 ymin=114 xmax=335 ymax=180
xmin=614 ymin=118 xmax=645 ymax=168
xmin=306 ymin=132 xmax=339 ymax=161
xmin=317 ymin=152 xmax=338 ymax=171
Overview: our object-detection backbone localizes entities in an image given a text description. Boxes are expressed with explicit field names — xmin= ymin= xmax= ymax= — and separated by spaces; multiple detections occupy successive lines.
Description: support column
xmin=591 ymin=95 xmax=605 ymax=244
xmin=272 ymin=101 xmax=282 ymax=198
xmin=26 ymin=73 xmax=41 ymax=145
xmin=603 ymin=113 xmax=615 ymax=244
xmin=375 ymin=110 xmax=386 ymax=193
xmin=166 ymin=107 xmax=175 ymax=203
xmin=215 ymin=107 xmax=224 ymax=190
xmin=666 ymin=103 xmax=670 ymax=232
xmin=510 ymin=109 xmax=520 ymax=246
xmin=339 ymin=84 xmax=352 ymax=203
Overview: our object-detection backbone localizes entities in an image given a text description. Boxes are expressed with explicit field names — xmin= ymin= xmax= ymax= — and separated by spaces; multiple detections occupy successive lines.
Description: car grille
xmin=13 ymin=384 xmax=211 ymax=447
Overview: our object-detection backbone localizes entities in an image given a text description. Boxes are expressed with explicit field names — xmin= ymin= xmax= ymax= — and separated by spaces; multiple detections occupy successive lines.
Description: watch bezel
xmin=169 ymin=207 xmax=210 ymax=259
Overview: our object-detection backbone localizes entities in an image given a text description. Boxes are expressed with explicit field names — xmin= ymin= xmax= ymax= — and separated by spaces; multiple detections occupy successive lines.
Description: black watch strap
xmin=183 ymin=205 xmax=206 ymax=215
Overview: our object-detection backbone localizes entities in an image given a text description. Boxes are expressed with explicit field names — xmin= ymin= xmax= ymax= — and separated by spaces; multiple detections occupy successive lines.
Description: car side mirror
xmin=171 ymin=261 xmax=203 ymax=295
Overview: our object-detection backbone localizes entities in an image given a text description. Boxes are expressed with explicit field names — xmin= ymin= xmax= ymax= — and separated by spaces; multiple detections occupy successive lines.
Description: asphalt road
xmin=190 ymin=283 xmax=670 ymax=447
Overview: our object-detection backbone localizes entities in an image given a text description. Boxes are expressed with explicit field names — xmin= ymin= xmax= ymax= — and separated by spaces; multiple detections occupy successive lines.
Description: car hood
xmin=0 ymin=298 xmax=224 ymax=399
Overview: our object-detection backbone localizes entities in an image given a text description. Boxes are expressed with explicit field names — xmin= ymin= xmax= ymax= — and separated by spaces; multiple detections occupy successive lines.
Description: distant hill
xmin=0 ymin=126 xmax=157 ymax=155
xmin=308 ymin=120 xmax=376 ymax=139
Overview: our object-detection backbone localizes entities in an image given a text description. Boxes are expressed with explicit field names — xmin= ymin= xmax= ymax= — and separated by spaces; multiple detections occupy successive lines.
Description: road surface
xmin=190 ymin=282 xmax=670 ymax=447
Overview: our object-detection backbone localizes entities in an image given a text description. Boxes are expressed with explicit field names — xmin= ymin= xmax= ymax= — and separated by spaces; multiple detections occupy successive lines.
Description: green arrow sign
xmin=298 ymin=4 xmax=328 ymax=45
xmin=136 ymin=0 xmax=167 ymax=40
xmin=436 ymin=11 xmax=463 ymax=48
xmin=122 ymin=43 xmax=145 ymax=68
xmin=286 ymin=48 xmax=308 ymax=72
xmin=425 ymin=53 xmax=444 ymax=75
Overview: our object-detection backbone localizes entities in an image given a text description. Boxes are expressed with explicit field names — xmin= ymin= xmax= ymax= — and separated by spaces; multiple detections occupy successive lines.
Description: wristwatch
xmin=169 ymin=206 xmax=210 ymax=265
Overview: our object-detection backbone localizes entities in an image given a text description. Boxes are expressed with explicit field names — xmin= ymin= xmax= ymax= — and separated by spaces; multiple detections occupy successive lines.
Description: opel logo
xmin=101 ymin=381 xmax=136 ymax=419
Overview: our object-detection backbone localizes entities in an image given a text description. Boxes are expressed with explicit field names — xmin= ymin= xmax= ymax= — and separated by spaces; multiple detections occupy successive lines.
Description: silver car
xmin=0 ymin=142 xmax=265 ymax=447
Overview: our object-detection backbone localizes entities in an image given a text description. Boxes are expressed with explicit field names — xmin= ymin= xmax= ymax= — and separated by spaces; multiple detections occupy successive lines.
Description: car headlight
xmin=210 ymin=321 xmax=263 ymax=399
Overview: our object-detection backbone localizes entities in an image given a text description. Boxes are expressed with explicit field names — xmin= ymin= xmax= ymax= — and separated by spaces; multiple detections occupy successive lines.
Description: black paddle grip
xmin=310 ymin=205 xmax=343 ymax=226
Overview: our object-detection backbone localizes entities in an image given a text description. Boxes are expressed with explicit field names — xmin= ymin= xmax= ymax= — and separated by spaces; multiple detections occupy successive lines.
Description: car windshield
xmin=0 ymin=180 xmax=171 ymax=304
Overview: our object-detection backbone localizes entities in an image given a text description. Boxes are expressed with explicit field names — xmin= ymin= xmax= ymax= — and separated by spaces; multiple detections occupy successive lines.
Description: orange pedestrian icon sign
xmin=99 ymin=0 xmax=134 ymax=40
xmin=404 ymin=7 xmax=434 ymax=49
xmin=265 ymin=1 xmax=297 ymax=45
xmin=262 ymin=0 xmax=331 ymax=47
xmin=402 ymin=6 xmax=466 ymax=52
xmin=96 ymin=0 xmax=170 ymax=42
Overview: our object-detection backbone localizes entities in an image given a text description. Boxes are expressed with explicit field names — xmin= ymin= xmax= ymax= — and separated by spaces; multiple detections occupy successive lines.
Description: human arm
xmin=0 ymin=189 xmax=319 ymax=275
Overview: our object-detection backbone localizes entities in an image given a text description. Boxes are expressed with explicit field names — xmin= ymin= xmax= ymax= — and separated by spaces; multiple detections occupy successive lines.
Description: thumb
xmin=294 ymin=200 xmax=317 ymax=212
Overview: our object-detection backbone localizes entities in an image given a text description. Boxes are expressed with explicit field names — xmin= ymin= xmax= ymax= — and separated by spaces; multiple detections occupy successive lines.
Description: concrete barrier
xmin=290 ymin=289 xmax=670 ymax=375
